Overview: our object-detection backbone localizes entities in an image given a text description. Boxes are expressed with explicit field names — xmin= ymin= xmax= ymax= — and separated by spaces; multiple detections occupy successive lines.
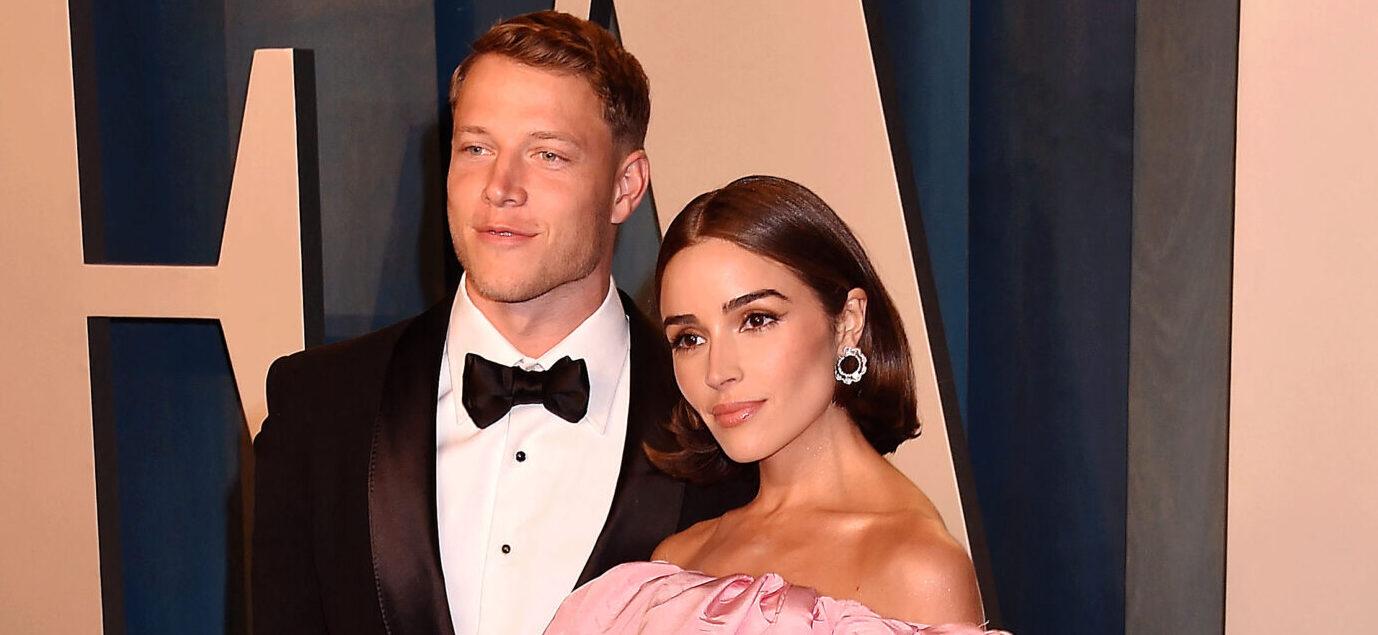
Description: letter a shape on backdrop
xmin=0 ymin=10 xmax=321 ymax=627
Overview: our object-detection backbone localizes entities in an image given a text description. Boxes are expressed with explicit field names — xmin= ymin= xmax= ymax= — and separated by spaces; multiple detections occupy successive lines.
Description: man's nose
xmin=482 ymin=154 xmax=527 ymax=207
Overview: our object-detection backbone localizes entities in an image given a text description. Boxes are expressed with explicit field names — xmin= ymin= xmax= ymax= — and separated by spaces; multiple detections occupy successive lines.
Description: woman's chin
xmin=718 ymin=443 xmax=775 ymax=465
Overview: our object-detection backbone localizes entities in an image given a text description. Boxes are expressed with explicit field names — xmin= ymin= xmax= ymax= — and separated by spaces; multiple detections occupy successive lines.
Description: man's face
xmin=447 ymin=54 xmax=629 ymax=304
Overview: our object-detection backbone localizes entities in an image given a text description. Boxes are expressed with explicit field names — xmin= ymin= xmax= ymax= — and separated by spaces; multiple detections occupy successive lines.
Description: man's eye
xmin=536 ymin=150 xmax=565 ymax=163
xmin=742 ymin=312 xmax=778 ymax=331
xmin=670 ymin=333 xmax=705 ymax=350
xmin=461 ymin=145 xmax=488 ymax=156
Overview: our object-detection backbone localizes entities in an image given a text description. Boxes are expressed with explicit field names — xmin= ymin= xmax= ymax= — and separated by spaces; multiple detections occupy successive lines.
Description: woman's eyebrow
xmin=662 ymin=313 xmax=695 ymax=328
xmin=663 ymin=289 xmax=788 ymax=328
xmin=722 ymin=289 xmax=788 ymax=313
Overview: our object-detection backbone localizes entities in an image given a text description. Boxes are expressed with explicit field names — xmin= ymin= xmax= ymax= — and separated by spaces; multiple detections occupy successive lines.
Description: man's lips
xmin=709 ymin=400 xmax=765 ymax=428
xmin=473 ymin=225 xmax=537 ymax=243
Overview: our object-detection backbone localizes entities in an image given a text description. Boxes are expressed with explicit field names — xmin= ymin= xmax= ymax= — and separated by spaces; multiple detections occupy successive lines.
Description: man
xmin=252 ymin=11 xmax=752 ymax=634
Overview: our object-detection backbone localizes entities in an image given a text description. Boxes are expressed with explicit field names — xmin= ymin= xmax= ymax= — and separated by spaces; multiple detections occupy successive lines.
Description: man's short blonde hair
xmin=449 ymin=11 xmax=651 ymax=151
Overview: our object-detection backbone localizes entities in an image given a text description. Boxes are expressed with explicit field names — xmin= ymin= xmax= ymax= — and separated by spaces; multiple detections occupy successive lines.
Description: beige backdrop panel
xmin=1228 ymin=0 xmax=1378 ymax=630
xmin=556 ymin=0 xmax=970 ymax=550
xmin=0 ymin=2 xmax=312 ymax=629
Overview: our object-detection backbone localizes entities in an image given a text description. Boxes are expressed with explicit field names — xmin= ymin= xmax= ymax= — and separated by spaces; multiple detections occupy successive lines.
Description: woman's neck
xmin=750 ymin=407 xmax=896 ymax=514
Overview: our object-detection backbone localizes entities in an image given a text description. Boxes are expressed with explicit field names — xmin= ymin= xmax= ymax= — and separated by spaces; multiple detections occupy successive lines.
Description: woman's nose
xmin=704 ymin=335 xmax=742 ymax=390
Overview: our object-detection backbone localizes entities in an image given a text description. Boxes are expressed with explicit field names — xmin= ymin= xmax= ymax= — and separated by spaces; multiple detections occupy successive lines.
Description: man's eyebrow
xmin=722 ymin=289 xmax=788 ymax=313
xmin=454 ymin=125 xmax=488 ymax=136
xmin=531 ymin=130 xmax=581 ymax=144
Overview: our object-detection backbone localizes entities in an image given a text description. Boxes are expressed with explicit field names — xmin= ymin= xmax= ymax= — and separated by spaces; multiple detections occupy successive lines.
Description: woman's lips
xmin=709 ymin=400 xmax=765 ymax=428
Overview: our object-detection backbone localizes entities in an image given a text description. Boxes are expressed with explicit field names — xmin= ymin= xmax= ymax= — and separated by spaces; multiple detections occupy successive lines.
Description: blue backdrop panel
xmin=871 ymin=0 xmax=972 ymax=420
xmin=74 ymin=1 xmax=232 ymax=265
xmin=101 ymin=319 xmax=246 ymax=635
xmin=969 ymin=2 xmax=1135 ymax=632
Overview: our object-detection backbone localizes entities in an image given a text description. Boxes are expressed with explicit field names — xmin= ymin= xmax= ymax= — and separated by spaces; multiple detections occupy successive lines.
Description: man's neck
xmin=464 ymin=274 xmax=612 ymax=358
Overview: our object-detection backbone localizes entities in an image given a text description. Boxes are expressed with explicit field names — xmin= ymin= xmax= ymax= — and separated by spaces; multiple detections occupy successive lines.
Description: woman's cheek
xmin=672 ymin=353 xmax=709 ymax=410
xmin=746 ymin=326 xmax=809 ymax=389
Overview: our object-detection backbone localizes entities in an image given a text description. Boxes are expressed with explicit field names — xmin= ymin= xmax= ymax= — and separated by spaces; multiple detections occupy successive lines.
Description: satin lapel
xmin=577 ymin=292 xmax=687 ymax=586
xmin=368 ymin=295 xmax=456 ymax=635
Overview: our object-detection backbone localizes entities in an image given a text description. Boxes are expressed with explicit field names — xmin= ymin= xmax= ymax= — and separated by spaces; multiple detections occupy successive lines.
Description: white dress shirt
xmin=436 ymin=276 xmax=630 ymax=635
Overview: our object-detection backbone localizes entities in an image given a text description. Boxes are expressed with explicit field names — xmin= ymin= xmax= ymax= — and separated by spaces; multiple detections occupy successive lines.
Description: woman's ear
xmin=836 ymin=288 xmax=868 ymax=350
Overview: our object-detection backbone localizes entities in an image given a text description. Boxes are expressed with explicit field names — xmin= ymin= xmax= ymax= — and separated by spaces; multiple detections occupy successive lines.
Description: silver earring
xmin=835 ymin=346 xmax=868 ymax=385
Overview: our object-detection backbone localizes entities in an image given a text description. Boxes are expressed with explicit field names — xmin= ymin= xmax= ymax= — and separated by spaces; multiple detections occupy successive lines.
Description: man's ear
xmin=836 ymin=288 xmax=869 ymax=350
xmin=611 ymin=149 xmax=650 ymax=225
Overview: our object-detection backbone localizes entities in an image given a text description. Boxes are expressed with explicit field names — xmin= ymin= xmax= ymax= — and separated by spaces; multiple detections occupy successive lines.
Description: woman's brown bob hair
xmin=646 ymin=175 xmax=921 ymax=484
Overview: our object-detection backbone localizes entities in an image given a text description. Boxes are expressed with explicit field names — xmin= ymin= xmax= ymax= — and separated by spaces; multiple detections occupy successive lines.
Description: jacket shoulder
xmin=268 ymin=317 xmax=414 ymax=389
xmin=263 ymin=317 xmax=428 ymax=430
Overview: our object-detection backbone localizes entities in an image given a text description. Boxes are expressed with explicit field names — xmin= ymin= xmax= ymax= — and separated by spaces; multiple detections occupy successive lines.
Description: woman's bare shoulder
xmin=651 ymin=515 xmax=722 ymax=565
xmin=864 ymin=512 xmax=984 ymax=625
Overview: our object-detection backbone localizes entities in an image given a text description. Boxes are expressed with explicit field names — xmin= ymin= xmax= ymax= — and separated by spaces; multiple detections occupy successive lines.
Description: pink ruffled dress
xmin=545 ymin=561 xmax=1009 ymax=634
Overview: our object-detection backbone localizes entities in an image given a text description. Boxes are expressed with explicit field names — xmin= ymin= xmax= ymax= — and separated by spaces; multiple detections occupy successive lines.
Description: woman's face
xmin=659 ymin=238 xmax=859 ymax=463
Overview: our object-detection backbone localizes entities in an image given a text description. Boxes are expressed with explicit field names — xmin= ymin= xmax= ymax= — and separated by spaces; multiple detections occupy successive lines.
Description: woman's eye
xmin=742 ymin=312 xmax=778 ymax=331
xmin=670 ymin=332 xmax=705 ymax=350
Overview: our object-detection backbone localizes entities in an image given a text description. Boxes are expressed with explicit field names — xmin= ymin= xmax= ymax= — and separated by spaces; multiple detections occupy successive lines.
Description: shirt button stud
xmin=515 ymin=451 xmax=526 ymax=462
xmin=501 ymin=544 xmax=511 ymax=554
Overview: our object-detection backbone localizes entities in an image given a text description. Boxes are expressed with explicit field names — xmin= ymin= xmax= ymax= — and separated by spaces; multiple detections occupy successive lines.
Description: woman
xmin=547 ymin=176 xmax=1003 ymax=633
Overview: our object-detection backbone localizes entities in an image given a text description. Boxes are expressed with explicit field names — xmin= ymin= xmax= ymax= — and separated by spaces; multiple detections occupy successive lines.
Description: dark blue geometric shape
xmin=969 ymin=1 xmax=1135 ymax=632
xmin=70 ymin=1 xmax=232 ymax=265
xmin=869 ymin=0 xmax=973 ymax=423
xmin=90 ymin=318 xmax=247 ymax=635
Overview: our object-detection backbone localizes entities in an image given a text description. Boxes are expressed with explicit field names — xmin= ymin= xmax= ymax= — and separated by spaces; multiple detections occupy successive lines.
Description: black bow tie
xmin=460 ymin=353 xmax=590 ymax=429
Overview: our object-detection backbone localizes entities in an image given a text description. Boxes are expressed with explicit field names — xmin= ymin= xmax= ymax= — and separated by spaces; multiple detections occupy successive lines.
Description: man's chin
xmin=461 ymin=252 xmax=603 ymax=306
xmin=465 ymin=274 xmax=548 ymax=304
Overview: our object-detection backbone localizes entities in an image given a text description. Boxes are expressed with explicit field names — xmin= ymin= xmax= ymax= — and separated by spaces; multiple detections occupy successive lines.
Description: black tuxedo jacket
xmin=252 ymin=292 xmax=755 ymax=634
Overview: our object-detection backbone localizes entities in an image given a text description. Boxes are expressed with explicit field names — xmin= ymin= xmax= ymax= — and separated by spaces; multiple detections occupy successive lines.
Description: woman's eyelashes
xmin=669 ymin=330 xmax=705 ymax=351
xmin=740 ymin=310 xmax=780 ymax=332
xmin=667 ymin=310 xmax=783 ymax=351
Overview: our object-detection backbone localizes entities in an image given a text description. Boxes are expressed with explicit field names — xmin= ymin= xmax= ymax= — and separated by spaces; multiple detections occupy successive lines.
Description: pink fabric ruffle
xmin=545 ymin=561 xmax=1009 ymax=634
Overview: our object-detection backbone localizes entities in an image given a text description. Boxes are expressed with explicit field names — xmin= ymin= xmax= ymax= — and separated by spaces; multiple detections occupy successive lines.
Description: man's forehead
xmin=460 ymin=54 xmax=597 ymax=97
xmin=454 ymin=124 xmax=584 ymax=145
xmin=458 ymin=58 xmax=600 ymax=102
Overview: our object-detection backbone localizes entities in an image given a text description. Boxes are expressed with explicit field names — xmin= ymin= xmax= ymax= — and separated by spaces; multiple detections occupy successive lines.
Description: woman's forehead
xmin=660 ymin=239 xmax=812 ymax=309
